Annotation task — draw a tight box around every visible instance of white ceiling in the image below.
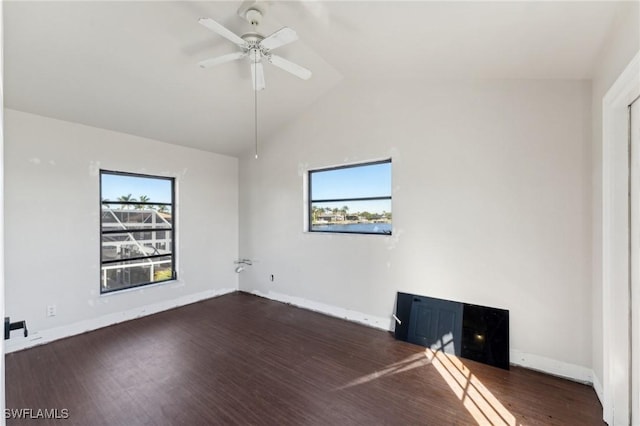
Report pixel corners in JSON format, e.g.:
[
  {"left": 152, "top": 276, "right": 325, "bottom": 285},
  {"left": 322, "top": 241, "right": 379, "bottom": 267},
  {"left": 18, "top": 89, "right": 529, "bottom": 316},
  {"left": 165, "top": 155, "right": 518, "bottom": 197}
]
[{"left": 4, "top": 1, "right": 623, "bottom": 157}]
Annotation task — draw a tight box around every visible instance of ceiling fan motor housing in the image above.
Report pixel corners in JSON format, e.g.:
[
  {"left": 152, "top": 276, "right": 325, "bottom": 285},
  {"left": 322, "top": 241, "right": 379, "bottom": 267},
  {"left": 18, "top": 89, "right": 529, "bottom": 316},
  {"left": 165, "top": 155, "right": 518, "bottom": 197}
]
[{"left": 241, "top": 33, "right": 266, "bottom": 63}]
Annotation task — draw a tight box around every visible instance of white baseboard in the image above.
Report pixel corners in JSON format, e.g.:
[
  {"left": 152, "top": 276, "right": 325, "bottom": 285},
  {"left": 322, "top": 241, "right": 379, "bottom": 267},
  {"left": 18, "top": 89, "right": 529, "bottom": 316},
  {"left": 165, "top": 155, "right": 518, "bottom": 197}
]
[
  {"left": 7, "top": 287, "right": 598, "bottom": 391},
  {"left": 592, "top": 372, "right": 604, "bottom": 405},
  {"left": 248, "top": 289, "right": 395, "bottom": 331},
  {"left": 249, "top": 289, "right": 596, "bottom": 386},
  {"left": 4, "top": 287, "right": 237, "bottom": 353},
  {"left": 509, "top": 349, "right": 593, "bottom": 384}
]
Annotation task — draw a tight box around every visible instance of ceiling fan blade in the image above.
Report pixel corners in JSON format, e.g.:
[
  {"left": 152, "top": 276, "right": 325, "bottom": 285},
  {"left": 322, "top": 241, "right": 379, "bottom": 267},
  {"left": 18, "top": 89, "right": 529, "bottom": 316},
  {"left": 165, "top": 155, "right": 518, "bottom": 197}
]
[
  {"left": 198, "top": 17, "right": 247, "bottom": 47},
  {"left": 198, "top": 52, "right": 247, "bottom": 69},
  {"left": 251, "top": 62, "right": 266, "bottom": 91},
  {"left": 268, "top": 55, "right": 312, "bottom": 80},
  {"left": 260, "top": 27, "right": 298, "bottom": 51}
]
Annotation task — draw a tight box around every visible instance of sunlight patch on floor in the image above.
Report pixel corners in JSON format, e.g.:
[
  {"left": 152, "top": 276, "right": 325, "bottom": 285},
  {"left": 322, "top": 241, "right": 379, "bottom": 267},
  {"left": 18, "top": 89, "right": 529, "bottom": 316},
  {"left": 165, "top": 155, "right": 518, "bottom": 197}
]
[
  {"left": 336, "top": 347, "right": 516, "bottom": 425},
  {"left": 425, "top": 348, "right": 516, "bottom": 425},
  {"left": 335, "top": 352, "right": 431, "bottom": 390}
]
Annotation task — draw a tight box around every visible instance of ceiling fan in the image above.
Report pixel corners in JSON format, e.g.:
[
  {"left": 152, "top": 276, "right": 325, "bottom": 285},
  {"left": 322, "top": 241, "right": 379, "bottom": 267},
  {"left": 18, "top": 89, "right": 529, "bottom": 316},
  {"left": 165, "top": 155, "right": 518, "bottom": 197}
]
[{"left": 197, "top": 3, "right": 312, "bottom": 91}]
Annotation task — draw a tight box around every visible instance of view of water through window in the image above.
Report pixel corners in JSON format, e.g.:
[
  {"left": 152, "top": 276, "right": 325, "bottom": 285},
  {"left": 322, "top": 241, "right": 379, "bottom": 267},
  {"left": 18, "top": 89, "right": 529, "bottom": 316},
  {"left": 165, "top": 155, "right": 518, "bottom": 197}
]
[{"left": 309, "top": 160, "right": 392, "bottom": 235}]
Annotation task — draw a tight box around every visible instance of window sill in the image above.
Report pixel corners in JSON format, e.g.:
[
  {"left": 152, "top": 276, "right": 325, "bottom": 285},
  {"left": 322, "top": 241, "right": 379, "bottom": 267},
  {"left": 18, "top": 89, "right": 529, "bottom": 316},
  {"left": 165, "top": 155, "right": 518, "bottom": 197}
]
[
  {"left": 305, "top": 230, "right": 393, "bottom": 236},
  {"left": 99, "top": 279, "right": 179, "bottom": 297}
]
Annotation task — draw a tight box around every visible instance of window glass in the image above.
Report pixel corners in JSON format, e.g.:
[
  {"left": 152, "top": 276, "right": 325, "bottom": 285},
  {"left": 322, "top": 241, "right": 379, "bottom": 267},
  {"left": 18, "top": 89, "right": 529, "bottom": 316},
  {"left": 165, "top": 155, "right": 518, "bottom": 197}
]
[
  {"left": 309, "top": 160, "right": 392, "bottom": 235},
  {"left": 100, "top": 171, "right": 175, "bottom": 293}
]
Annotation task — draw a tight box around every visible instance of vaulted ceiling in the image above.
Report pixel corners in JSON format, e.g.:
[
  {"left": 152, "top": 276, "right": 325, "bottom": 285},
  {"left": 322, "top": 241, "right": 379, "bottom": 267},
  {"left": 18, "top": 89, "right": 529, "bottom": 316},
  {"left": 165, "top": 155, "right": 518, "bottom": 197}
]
[{"left": 4, "top": 1, "right": 623, "bottom": 157}]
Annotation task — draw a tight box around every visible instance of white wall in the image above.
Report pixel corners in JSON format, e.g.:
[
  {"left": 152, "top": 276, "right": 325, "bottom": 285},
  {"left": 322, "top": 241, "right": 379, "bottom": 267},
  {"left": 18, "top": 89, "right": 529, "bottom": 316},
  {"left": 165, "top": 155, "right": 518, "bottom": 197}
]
[
  {"left": 4, "top": 109, "right": 239, "bottom": 352},
  {"left": 590, "top": 0, "right": 640, "bottom": 399},
  {"left": 238, "top": 77, "right": 593, "bottom": 380}
]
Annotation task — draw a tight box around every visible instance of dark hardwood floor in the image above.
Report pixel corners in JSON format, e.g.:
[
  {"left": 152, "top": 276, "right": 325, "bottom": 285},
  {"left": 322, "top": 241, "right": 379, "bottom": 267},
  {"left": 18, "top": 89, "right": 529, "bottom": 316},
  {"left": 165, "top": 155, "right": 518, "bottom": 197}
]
[{"left": 6, "top": 292, "right": 604, "bottom": 425}]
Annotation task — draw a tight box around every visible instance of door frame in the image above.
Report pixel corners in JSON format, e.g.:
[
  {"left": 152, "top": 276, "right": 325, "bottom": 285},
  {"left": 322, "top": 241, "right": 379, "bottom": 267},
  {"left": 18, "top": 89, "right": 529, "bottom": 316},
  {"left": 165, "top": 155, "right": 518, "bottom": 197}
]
[{"left": 602, "top": 50, "right": 640, "bottom": 425}]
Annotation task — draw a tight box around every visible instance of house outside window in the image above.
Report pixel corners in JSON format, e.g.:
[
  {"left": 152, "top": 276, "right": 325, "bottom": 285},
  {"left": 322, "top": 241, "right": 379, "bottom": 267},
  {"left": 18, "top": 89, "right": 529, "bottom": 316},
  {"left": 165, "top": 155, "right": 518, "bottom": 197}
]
[{"left": 100, "top": 170, "right": 176, "bottom": 293}]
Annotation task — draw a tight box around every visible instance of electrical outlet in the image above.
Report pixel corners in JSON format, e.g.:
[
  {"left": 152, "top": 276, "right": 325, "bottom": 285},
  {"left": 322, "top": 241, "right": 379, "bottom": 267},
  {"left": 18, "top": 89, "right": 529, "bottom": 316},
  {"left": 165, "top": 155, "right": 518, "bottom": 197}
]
[{"left": 47, "top": 305, "right": 57, "bottom": 317}]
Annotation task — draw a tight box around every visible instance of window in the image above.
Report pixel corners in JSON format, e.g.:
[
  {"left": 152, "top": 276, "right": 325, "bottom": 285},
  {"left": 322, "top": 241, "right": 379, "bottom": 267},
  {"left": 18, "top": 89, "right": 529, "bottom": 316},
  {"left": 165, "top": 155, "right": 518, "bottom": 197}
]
[
  {"left": 100, "top": 170, "right": 176, "bottom": 293},
  {"left": 308, "top": 159, "right": 392, "bottom": 235}
]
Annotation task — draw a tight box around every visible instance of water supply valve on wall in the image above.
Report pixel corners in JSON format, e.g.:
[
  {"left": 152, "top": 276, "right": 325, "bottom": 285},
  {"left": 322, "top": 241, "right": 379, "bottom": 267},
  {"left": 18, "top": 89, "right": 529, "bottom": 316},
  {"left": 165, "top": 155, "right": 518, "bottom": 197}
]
[
  {"left": 4, "top": 317, "right": 28, "bottom": 340},
  {"left": 234, "top": 259, "right": 253, "bottom": 273}
]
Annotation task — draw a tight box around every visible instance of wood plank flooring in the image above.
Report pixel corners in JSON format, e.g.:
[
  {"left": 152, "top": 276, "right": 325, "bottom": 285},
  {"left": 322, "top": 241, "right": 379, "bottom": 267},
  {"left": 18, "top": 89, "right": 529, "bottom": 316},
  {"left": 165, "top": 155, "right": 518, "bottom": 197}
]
[{"left": 5, "top": 292, "right": 604, "bottom": 425}]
